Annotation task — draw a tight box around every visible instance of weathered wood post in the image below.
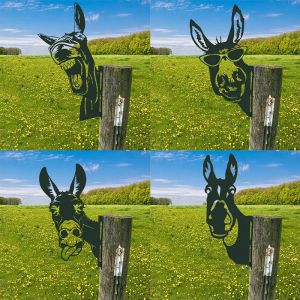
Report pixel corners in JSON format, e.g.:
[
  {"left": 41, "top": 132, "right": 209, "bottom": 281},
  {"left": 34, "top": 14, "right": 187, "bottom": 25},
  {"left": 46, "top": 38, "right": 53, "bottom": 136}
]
[
  {"left": 98, "top": 215, "right": 132, "bottom": 300},
  {"left": 248, "top": 215, "right": 282, "bottom": 300},
  {"left": 99, "top": 65, "right": 132, "bottom": 150},
  {"left": 249, "top": 65, "right": 283, "bottom": 150}
]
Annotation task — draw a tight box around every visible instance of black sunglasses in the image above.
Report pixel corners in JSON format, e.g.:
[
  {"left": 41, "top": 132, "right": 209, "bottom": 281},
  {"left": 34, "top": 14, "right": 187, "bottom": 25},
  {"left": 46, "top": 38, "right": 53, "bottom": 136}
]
[{"left": 199, "top": 47, "right": 246, "bottom": 67}]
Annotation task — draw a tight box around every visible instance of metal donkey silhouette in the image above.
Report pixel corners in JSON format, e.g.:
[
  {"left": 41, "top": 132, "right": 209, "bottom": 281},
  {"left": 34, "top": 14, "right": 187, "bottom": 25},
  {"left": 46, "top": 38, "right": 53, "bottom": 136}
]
[
  {"left": 38, "top": 3, "right": 101, "bottom": 121},
  {"left": 203, "top": 154, "right": 252, "bottom": 265},
  {"left": 39, "top": 164, "right": 99, "bottom": 261},
  {"left": 190, "top": 5, "right": 253, "bottom": 117}
]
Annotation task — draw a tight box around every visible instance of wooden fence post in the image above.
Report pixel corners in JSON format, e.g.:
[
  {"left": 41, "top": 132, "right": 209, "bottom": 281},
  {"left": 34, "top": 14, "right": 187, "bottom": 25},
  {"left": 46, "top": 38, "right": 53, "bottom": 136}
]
[
  {"left": 249, "top": 65, "right": 282, "bottom": 150},
  {"left": 98, "top": 215, "right": 132, "bottom": 300},
  {"left": 248, "top": 215, "right": 282, "bottom": 300},
  {"left": 99, "top": 65, "right": 132, "bottom": 150}
]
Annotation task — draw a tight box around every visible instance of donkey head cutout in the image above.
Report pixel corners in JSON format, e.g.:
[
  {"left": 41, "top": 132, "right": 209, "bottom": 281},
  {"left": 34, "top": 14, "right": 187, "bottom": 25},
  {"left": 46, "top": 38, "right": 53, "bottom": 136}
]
[
  {"left": 203, "top": 154, "right": 252, "bottom": 265},
  {"left": 39, "top": 164, "right": 99, "bottom": 261},
  {"left": 190, "top": 5, "right": 253, "bottom": 117},
  {"left": 38, "top": 3, "right": 101, "bottom": 121}
]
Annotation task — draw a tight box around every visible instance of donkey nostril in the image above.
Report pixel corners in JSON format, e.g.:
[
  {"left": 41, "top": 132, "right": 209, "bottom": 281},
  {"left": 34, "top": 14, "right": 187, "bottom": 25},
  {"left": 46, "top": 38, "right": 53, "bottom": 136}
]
[{"left": 72, "top": 228, "right": 81, "bottom": 237}]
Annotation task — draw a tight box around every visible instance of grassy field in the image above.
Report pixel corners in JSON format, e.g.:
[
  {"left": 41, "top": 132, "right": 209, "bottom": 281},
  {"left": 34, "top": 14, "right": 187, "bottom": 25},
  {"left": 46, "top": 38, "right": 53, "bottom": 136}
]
[
  {"left": 150, "top": 55, "right": 300, "bottom": 150},
  {"left": 0, "top": 205, "right": 299, "bottom": 299},
  {"left": 0, "top": 55, "right": 150, "bottom": 150}
]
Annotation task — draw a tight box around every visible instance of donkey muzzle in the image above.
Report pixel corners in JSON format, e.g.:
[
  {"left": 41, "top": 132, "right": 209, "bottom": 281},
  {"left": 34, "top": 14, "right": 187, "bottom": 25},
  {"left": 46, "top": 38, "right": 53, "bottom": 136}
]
[{"left": 58, "top": 220, "right": 84, "bottom": 260}]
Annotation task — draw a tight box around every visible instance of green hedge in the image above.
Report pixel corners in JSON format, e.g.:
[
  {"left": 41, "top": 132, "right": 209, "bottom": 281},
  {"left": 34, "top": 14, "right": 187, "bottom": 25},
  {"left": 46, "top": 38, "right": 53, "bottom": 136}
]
[
  {"left": 82, "top": 181, "right": 150, "bottom": 205},
  {"left": 240, "top": 30, "right": 300, "bottom": 55},
  {"left": 0, "top": 196, "right": 21, "bottom": 205},
  {"left": 88, "top": 31, "right": 150, "bottom": 55},
  {"left": 235, "top": 181, "right": 300, "bottom": 205}
]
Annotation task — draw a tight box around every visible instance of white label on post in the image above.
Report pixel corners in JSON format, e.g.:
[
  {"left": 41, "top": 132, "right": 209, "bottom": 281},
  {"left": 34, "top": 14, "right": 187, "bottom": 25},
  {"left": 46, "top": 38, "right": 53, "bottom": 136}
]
[
  {"left": 114, "top": 245, "right": 125, "bottom": 277},
  {"left": 264, "top": 245, "right": 274, "bottom": 277},
  {"left": 114, "top": 95, "right": 125, "bottom": 127},
  {"left": 264, "top": 95, "right": 275, "bottom": 127}
]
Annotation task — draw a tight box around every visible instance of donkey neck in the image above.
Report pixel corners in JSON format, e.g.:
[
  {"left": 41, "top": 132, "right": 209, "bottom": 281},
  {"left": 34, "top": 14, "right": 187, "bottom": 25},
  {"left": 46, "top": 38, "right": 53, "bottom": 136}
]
[
  {"left": 80, "top": 64, "right": 101, "bottom": 120},
  {"left": 224, "top": 214, "right": 252, "bottom": 266},
  {"left": 81, "top": 213, "right": 99, "bottom": 247}
]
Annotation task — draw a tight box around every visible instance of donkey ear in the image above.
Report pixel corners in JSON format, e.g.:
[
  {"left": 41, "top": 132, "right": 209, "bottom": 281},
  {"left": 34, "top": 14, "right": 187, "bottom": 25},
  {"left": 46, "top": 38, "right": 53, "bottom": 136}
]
[
  {"left": 190, "top": 19, "right": 213, "bottom": 52},
  {"left": 225, "top": 154, "right": 238, "bottom": 184},
  {"left": 203, "top": 155, "right": 216, "bottom": 183},
  {"left": 74, "top": 3, "right": 85, "bottom": 33},
  {"left": 39, "top": 167, "right": 60, "bottom": 201},
  {"left": 227, "top": 5, "right": 244, "bottom": 45},
  {"left": 69, "top": 164, "right": 86, "bottom": 197},
  {"left": 38, "top": 34, "right": 58, "bottom": 46}
]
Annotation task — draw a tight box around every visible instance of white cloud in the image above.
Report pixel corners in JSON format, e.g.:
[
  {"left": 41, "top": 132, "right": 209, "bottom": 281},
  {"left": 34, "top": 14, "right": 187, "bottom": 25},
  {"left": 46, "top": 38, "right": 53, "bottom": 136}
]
[
  {"left": 0, "top": 1, "right": 24, "bottom": 9},
  {"left": 114, "top": 163, "right": 131, "bottom": 168},
  {"left": 0, "top": 28, "right": 23, "bottom": 33},
  {"left": 86, "top": 13, "right": 100, "bottom": 22},
  {"left": 292, "top": 0, "right": 300, "bottom": 4},
  {"left": 239, "top": 163, "right": 250, "bottom": 172},
  {"left": 152, "top": 28, "right": 173, "bottom": 33},
  {"left": 82, "top": 163, "right": 100, "bottom": 173},
  {"left": 244, "top": 13, "right": 250, "bottom": 21},
  {"left": 152, "top": 1, "right": 174, "bottom": 9},
  {"left": 266, "top": 13, "right": 282, "bottom": 17},
  {"left": 151, "top": 184, "right": 206, "bottom": 205},
  {"left": 264, "top": 163, "right": 282, "bottom": 168},
  {"left": 0, "top": 178, "right": 24, "bottom": 183},
  {"left": 114, "top": 13, "right": 132, "bottom": 17},
  {"left": 152, "top": 178, "right": 172, "bottom": 183}
]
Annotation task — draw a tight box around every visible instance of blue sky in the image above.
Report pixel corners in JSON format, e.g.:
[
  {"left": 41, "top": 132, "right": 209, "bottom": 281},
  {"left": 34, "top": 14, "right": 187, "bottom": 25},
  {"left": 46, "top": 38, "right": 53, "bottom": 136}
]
[
  {"left": 0, "top": 151, "right": 149, "bottom": 205},
  {"left": 151, "top": 151, "right": 300, "bottom": 205},
  {"left": 0, "top": 0, "right": 149, "bottom": 54},
  {"left": 151, "top": 0, "right": 300, "bottom": 54}
]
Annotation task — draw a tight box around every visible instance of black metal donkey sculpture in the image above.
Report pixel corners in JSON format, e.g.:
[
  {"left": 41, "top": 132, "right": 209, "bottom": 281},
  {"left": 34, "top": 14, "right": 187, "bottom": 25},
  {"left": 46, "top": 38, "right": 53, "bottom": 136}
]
[
  {"left": 203, "top": 154, "right": 252, "bottom": 265},
  {"left": 38, "top": 3, "right": 101, "bottom": 121},
  {"left": 39, "top": 164, "right": 100, "bottom": 261},
  {"left": 190, "top": 5, "right": 253, "bottom": 117}
]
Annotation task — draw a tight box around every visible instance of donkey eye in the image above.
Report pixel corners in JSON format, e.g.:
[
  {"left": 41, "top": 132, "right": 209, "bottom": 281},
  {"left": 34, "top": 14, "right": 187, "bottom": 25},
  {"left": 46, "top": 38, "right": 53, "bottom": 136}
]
[
  {"left": 60, "top": 229, "right": 68, "bottom": 238},
  {"left": 227, "top": 186, "right": 236, "bottom": 196},
  {"left": 205, "top": 186, "right": 212, "bottom": 194},
  {"left": 200, "top": 54, "right": 221, "bottom": 66},
  {"left": 227, "top": 48, "right": 245, "bottom": 62}
]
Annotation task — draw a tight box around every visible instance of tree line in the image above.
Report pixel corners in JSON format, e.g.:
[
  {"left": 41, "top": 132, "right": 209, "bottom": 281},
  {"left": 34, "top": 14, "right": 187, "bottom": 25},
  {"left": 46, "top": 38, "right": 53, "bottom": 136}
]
[
  {"left": 82, "top": 181, "right": 150, "bottom": 205},
  {"left": 0, "top": 47, "right": 21, "bottom": 55},
  {"left": 235, "top": 180, "right": 300, "bottom": 205},
  {"left": 240, "top": 30, "right": 300, "bottom": 55},
  {"left": 88, "top": 31, "right": 171, "bottom": 55},
  {"left": 0, "top": 196, "right": 21, "bottom": 205}
]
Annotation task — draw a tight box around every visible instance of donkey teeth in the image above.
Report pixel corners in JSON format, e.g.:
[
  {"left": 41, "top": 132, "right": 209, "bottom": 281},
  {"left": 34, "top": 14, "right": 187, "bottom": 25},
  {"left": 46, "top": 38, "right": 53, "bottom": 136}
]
[{"left": 60, "top": 59, "right": 76, "bottom": 71}]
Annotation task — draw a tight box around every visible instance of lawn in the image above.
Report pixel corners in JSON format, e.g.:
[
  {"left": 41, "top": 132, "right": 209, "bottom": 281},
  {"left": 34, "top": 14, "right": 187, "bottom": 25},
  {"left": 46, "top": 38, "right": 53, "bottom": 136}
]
[
  {"left": 0, "top": 205, "right": 299, "bottom": 299},
  {"left": 0, "top": 55, "right": 150, "bottom": 150},
  {"left": 150, "top": 55, "right": 300, "bottom": 150}
]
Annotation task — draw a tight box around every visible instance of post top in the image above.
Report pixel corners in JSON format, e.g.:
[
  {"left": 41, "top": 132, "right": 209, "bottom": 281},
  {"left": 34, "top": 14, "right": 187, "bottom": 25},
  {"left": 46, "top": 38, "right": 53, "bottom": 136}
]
[
  {"left": 100, "top": 64, "right": 132, "bottom": 70},
  {"left": 100, "top": 214, "right": 133, "bottom": 219},
  {"left": 252, "top": 214, "right": 282, "bottom": 219},
  {"left": 252, "top": 64, "right": 283, "bottom": 70}
]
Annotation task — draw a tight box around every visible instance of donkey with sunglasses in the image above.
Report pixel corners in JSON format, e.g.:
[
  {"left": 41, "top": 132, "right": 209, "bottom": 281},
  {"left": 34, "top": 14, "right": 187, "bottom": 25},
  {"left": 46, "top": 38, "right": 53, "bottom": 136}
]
[{"left": 190, "top": 5, "right": 253, "bottom": 117}]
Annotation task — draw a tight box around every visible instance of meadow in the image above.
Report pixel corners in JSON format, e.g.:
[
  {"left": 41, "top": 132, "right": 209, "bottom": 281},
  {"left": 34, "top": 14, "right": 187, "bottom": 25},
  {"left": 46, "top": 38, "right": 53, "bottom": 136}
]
[
  {"left": 150, "top": 55, "right": 300, "bottom": 150},
  {"left": 0, "top": 55, "right": 150, "bottom": 150},
  {"left": 0, "top": 205, "right": 299, "bottom": 299}
]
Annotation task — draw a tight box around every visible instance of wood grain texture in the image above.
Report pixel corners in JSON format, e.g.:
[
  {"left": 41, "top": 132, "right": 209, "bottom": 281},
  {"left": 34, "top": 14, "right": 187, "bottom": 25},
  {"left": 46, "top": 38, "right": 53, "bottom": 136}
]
[
  {"left": 99, "top": 65, "right": 132, "bottom": 150},
  {"left": 98, "top": 215, "right": 132, "bottom": 300},
  {"left": 248, "top": 215, "right": 282, "bottom": 300},
  {"left": 249, "top": 65, "right": 282, "bottom": 150}
]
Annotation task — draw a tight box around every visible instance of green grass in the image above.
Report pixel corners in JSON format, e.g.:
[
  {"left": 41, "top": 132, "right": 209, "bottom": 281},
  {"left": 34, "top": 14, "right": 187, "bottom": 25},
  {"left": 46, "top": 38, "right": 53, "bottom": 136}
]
[
  {"left": 1, "top": 205, "right": 299, "bottom": 299},
  {"left": 0, "top": 55, "right": 150, "bottom": 150},
  {"left": 150, "top": 55, "right": 300, "bottom": 150}
]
